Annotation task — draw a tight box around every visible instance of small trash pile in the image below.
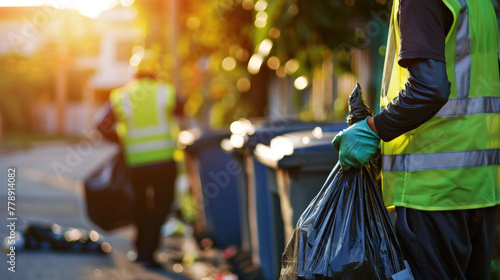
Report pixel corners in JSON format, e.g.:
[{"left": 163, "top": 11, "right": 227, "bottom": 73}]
[
  {"left": 2, "top": 220, "right": 111, "bottom": 254},
  {"left": 155, "top": 219, "right": 242, "bottom": 279}
]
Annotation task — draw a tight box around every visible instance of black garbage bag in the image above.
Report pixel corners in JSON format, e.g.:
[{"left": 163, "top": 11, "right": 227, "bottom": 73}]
[
  {"left": 280, "top": 84, "right": 413, "bottom": 279},
  {"left": 84, "top": 151, "right": 134, "bottom": 231},
  {"left": 346, "top": 84, "right": 374, "bottom": 127}
]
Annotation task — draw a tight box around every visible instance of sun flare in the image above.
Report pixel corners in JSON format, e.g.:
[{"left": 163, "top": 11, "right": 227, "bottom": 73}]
[{"left": 0, "top": 0, "right": 121, "bottom": 18}]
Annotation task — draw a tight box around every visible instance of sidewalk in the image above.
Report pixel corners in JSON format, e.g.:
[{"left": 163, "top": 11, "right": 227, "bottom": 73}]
[{"left": 0, "top": 140, "right": 232, "bottom": 280}]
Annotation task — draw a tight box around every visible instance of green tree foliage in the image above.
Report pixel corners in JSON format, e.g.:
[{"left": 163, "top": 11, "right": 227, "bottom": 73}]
[
  {"left": 177, "top": 0, "right": 256, "bottom": 125},
  {"left": 134, "top": 0, "right": 259, "bottom": 126},
  {"left": 133, "top": 0, "right": 391, "bottom": 125},
  {"left": 0, "top": 54, "right": 55, "bottom": 131},
  {"left": 254, "top": 0, "right": 390, "bottom": 76}
]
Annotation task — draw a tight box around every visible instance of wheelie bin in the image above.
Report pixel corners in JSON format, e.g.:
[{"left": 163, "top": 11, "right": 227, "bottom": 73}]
[
  {"left": 178, "top": 127, "right": 243, "bottom": 249},
  {"left": 227, "top": 119, "right": 345, "bottom": 280},
  {"left": 251, "top": 124, "right": 345, "bottom": 279}
]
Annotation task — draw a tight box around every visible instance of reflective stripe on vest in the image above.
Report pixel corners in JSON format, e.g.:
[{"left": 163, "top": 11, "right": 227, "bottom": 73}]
[
  {"left": 380, "top": 0, "right": 500, "bottom": 210},
  {"left": 435, "top": 96, "right": 500, "bottom": 116},
  {"left": 111, "top": 80, "right": 177, "bottom": 166},
  {"left": 126, "top": 140, "right": 176, "bottom": 153},
  {"left": 383, "top": 149, "right": 500, "bottom": 171}
]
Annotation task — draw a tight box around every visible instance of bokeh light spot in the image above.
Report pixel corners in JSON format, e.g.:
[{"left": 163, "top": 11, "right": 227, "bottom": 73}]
[
  {"left": 101, "top": 242, "right": 112, "bottom": 254},
  {"left": 268, "top": 27, "right": 281, "bottom": 39},
  {"left": 221, "top": 56, "right": 237, "bottom": 71},
  {"left": 237, "top": 78, "right": 251, "bottom": 92},
  {"left": 247, "top": 54, "right": 263, "bottom": 74},
  {"left": 288, "top": 4, "right": 299, "bottom": 15},
  {"left": 379, "top": 45, "right": 386, "bottom": 56},
  {"left": 129, "top": 54, "right": 141, "bottom": 66},
  {"left": 254, "top": 0, "right": 268, "bottom": 11},
  {"left": 284, "top": 59, "right": 300, "bottom": 75},
  {"left": 173, "top": 263, "right": 184, "bottom": 273},
  {"left": 89, "top": 230, "right": 99, "bottom": 242},
  {"left": 187, "top": 17, "right": 200, "bottom": 30},
  {"left": 276, "top": 66, "right": 286, "bottom": 78},
  {"left": 242, "top": 0, "right": 254, "bottom": 10},
  {"left": 267, "top": 56, "right": 280, "bottom": 70},
  {"left": 254, "top": 11, "right": 268, "bottom": 28},
  {"left": 294, "top": 76, "right": 309, "bottom": 90},
  {"left": 257, "top": 39, "right": 273, "bottom": 56}
]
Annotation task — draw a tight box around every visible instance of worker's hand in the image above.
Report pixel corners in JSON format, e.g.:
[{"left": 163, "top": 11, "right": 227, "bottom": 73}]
[{"left": 332, "top": 118, "right": 380, "bottom": 171}]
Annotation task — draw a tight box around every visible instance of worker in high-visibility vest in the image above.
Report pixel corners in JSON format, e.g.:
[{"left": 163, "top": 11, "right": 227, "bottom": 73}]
[
  {"left": 96, "top": 49, "right": 180, "bottom": 268},
  {"left": 333, "top": 0, "right": 499, "bottom": 279}
]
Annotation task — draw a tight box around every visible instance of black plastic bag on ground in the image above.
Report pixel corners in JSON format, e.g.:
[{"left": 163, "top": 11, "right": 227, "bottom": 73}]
[
  {"left": 84, "top": 151, "right": 134, "bottom": 231},
  {"left": 20, "top": 220, "right": 111, "bottom": 253},
  {"left": 280, "top": 84, "right": 413, "bottom": 279}
]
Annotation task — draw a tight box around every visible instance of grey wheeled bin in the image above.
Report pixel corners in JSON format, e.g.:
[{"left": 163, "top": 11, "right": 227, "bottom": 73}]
[
  {"left": 227, "top": 118, "right": 336, "bottom": 279},
  {"left": 252, "top": 125, "right": 343, "bottom": 279},
  {"left": 229, "top": 119, "right": 331, "bottom": 264},
  {"left": 178, "top": 128, "right": 243, "bottom": 249}
]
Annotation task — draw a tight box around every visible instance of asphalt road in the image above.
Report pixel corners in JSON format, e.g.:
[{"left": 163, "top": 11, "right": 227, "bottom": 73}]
[{"left": 0, "top": 140, "right": 230, "bottom": 280}]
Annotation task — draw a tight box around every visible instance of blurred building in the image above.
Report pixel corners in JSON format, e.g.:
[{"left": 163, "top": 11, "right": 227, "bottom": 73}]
[
  {"left": 77, "top": 7, "right": 141, "bottom": 96},
  {"left": 0, "top": 5, "right": 140, "bottom": 135}
]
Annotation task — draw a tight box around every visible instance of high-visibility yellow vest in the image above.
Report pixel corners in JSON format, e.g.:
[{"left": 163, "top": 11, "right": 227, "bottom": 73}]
[
  {"left": 110, "top": 79, "right": 179, "bottom": 167},
  {"left": 380, "top": 0, "right": 500, "bottom": 210}
]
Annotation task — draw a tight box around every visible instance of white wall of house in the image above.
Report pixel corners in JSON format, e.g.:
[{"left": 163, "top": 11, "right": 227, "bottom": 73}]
[
  {"left": 79, "top": 8, "right": 141, "bottom": 90},
  {"left": 0, "top": 19, "right": 47, "bottom": 55}
]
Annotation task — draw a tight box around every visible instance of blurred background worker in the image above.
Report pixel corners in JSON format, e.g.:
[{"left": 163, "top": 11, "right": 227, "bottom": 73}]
[
  {"left": 95, "top": 48, "right": 180, "bottom": 268},
  {"left": 333, "top": 0, "right": 500, "bottom": 279}
]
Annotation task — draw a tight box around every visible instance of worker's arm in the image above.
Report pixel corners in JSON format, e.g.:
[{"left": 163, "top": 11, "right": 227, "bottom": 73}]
[
  {"left": 369, "top": 0, "right": 452, "bottom": 141},
  {"left": 93, "top": 101, "right": 120, "bottom": 143},
  {"left": 333, "top": 0, "right": 452, "bottom": 170},
  {"left": 335, "top": 64, "right": 449, "bottom": 169},
  {"left": 369, "top": 59, "right": 450, "bottom": 141}
]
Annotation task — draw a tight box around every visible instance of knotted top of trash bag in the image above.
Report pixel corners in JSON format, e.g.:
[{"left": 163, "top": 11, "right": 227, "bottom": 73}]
[{"left": 347, "top": 83, "right": 373, "bottom": 126}]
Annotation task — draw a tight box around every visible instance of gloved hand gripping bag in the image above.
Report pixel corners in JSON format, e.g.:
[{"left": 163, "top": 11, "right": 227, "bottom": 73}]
[{"left": 280, "top": 84, "right": 413, "bottom": 280}]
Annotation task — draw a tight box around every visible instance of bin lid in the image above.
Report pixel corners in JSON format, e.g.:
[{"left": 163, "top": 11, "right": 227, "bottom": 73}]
[
  {"left": 254, "top": 126, "right": 342, "bottom": 169},
  {"left": 178, "top": 127, "right": 230, "bottom": 153},
  {"left": 227, "top": 118, "right": 346, "bottom": 151},
  {"left": 245, "top": 120, "right": 334, "bottom": 148}
]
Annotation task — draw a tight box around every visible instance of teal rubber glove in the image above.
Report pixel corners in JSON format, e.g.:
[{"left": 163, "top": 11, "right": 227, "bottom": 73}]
[{"left": 332, "top": 118, "right": 380, "bottom": 171}]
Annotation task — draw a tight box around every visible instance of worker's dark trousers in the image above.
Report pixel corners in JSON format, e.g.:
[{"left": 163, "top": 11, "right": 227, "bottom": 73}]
[
  {"left": 395, "top": 206, "right": 499, "bottom": 280},
  {"left": 129, "top": 161, "right": 177, "bottom": 262}
]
